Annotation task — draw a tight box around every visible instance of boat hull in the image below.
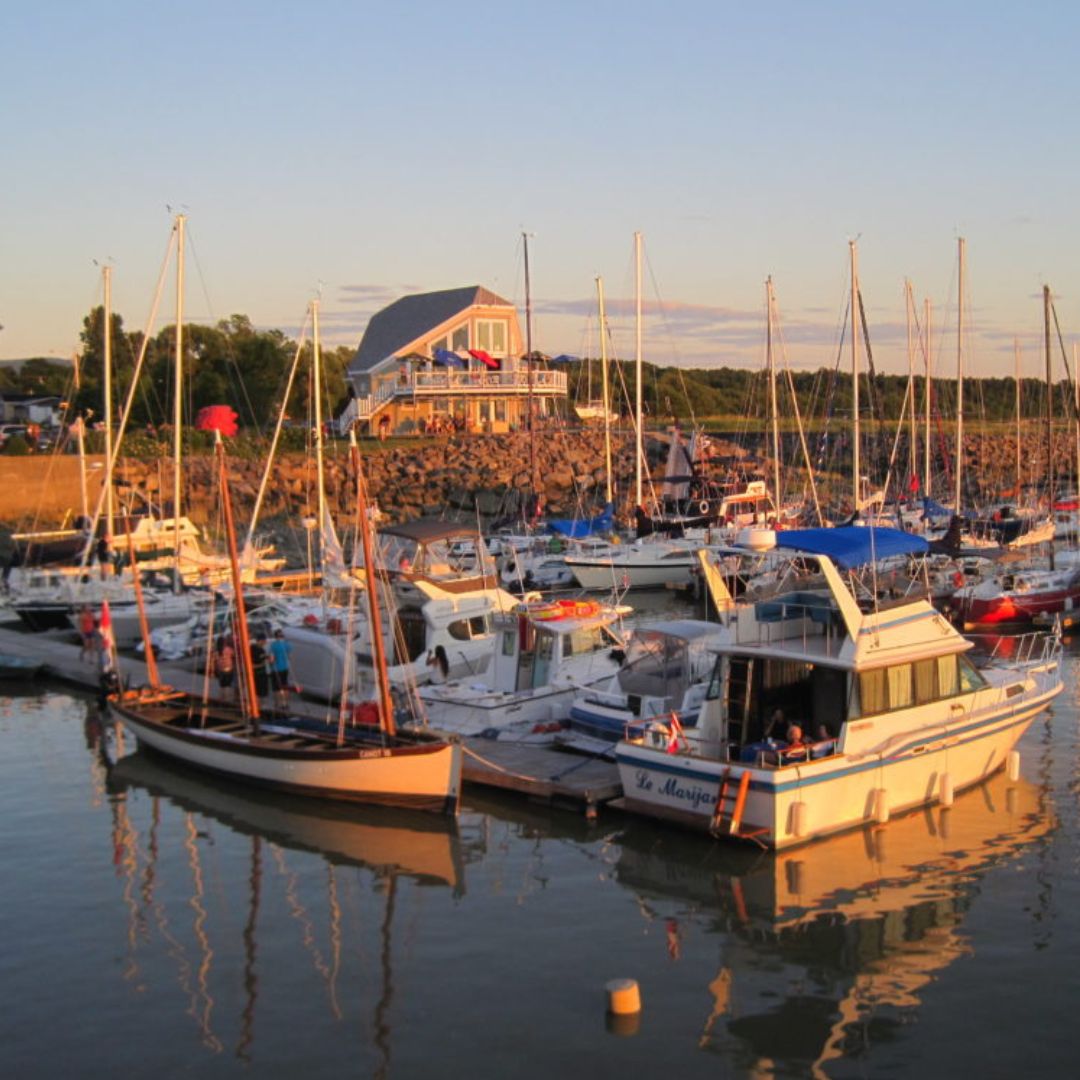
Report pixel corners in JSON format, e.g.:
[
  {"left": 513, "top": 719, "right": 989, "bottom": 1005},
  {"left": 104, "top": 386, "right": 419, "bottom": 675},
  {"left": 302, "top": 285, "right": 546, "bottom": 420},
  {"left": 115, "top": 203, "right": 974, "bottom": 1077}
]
[
  {"left": 109, "top": 694, "right": 462, "bottom": 815},
  {"left": 615, "top": 674, "right": 1060, "bottom": 849},
  {"left": 565, "top": 555, "right": 697, "bottom": 591}
]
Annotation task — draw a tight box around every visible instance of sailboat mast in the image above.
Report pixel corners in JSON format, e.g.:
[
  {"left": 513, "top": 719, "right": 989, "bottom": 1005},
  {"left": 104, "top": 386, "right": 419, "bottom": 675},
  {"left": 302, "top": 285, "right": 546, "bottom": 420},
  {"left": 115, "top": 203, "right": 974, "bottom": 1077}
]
[
  {"left": 905, "top": 280, "right": 915, "bottom": 490},
  {"left": 103, "top": 265, "right": 114, "bottom": 541},
  {"left": 351, "top": 437, "right": 395, "bottom": 738},
  {"left": 523, "top": 232, "right": 536, "bottom": 494},
  {"left": 955, "top": 237, "right": 965, "bottom": 515},
  {"left": 849, "top": 241, "right": 860, "bottom": 514},
  {"left": 173, "top": 213, "right": 186, "bottom": 564},
  {"left": 1044, "top": 284, "right": 1054, "bottom": 533},
  {"left": 596, "top": 276, "right": 614, "bottom": 506},
  {"left": 924, "top": 298, "right": 932, "bottom": 500},
  {"left": 634, "top": 231, "right": 643, "bottom": 508},
  {"left": 766, "top": 277, "right": 781, "bottom": 515},
  {"left": 312, "top": 299, "right": 327, "bottom": 556},
  {"left": 1015, "top": 338, "right": 1022, "bottom": 495},
  {"left": 217, "top": 436, "right": 260, "bottom": 725}
]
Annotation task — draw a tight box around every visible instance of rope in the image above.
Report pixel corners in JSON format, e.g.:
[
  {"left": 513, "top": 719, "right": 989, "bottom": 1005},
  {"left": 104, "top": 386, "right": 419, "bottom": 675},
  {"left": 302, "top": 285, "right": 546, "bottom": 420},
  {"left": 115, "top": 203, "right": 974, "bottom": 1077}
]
[{"left": 461, "top": 744, "right": 544, "bottom": 784}]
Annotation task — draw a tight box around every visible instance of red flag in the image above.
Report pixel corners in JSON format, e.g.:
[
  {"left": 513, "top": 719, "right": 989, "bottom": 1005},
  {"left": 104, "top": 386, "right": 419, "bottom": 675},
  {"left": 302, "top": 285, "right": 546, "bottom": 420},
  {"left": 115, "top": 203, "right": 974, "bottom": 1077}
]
[{"left": 666, "top": 713, "right": 686, "bottom": 754}]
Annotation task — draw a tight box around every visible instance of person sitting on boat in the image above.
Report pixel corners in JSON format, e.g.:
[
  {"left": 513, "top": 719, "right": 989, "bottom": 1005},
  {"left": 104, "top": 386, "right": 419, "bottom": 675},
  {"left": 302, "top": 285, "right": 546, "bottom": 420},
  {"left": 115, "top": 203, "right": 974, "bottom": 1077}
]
[
  {"left": 781, "top": 724, "right": 808, "bottom": 763},
  {"left": 426, "top": 644, "right": 449, "bottom": 684}
]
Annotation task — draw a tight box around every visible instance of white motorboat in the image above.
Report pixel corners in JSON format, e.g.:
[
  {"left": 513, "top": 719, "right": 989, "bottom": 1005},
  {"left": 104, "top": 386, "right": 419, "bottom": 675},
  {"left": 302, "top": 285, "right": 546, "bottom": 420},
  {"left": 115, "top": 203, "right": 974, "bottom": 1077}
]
[{"left": 615, "top": 526, "right": 1062, "bottom": 848}]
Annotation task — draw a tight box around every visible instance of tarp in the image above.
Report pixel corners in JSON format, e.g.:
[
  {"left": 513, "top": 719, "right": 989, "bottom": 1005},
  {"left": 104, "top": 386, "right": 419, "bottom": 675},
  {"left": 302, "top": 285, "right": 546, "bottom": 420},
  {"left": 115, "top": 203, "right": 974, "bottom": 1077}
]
[
  {"left": 433, "top": 348, "right": 465, "bottom": 367},
  {"left": 547, "top": 504, "right": 614, "bottom": 538},
  {"left": 775, "top": 526, "right": 929, "bottom": 570},
  {"left": 550, "top": 354, "right": 579, "bottom": 364}
]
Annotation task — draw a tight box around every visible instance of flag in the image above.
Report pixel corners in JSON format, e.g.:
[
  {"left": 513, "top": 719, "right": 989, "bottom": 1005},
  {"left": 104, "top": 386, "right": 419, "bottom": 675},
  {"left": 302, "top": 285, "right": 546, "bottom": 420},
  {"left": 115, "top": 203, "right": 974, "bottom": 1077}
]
[{"left": 666, "top": 713, "right": 686, "bottom": 754}]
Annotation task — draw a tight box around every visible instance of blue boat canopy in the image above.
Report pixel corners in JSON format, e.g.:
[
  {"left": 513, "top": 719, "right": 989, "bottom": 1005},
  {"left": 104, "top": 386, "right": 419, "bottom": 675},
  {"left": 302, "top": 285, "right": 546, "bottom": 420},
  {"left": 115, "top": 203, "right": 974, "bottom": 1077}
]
[
  {"left": 547, "top": 504, "right": 614, "bottom": 538},
  {"left": 774, "top": 526, "right": 929, "bottom": 570}
]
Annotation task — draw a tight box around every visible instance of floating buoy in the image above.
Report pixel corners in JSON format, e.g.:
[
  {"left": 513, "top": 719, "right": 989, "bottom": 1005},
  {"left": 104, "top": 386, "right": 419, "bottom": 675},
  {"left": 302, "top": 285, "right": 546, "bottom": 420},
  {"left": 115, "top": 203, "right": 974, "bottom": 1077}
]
[
  {"left": 1007, "top": 750, "right": 1021, "bottom": 782},
  {"left": 872, "top": 788, "right": 890, "bottom": 824},
  {"left": 606, "top": 977, "right": 641, "bottom": 1017},
  {"left": 790, "top": 801, "right": 809, "bottom": 838},
  {"left": 939, "top": 772, "right": 954, "bottom": 808}
]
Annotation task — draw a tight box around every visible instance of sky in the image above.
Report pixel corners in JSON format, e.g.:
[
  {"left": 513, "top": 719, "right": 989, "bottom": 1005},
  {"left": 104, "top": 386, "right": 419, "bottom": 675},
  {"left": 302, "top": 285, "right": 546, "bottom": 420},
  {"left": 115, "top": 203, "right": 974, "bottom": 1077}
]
[{"left": 4, "top": 1, "right": 1080, "bottom": 381}]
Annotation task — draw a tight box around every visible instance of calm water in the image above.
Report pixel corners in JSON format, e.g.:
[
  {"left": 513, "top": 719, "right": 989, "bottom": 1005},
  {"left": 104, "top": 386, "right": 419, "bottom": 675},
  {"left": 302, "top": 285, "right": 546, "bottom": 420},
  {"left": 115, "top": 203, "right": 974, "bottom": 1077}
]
[{"left": 3, "top": 644, "right": 1079, "bottom": 1078}]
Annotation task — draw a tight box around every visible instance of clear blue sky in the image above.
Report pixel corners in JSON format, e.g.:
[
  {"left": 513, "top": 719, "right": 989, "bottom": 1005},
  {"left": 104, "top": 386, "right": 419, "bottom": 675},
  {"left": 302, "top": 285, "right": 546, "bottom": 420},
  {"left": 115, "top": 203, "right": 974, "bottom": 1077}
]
[{"left": 4, "top": 1, "right": 1079, "bottom": 379}]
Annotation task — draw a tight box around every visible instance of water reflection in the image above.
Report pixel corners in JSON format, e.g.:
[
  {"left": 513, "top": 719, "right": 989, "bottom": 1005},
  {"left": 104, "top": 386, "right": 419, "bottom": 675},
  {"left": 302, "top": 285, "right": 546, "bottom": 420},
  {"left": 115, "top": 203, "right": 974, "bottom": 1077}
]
[
  {"left": 104, "top": 745, "right": 469, "bottom": 1071},
  {"left": 615, "top": 769, "right": 1053, "bottom": 1076}
]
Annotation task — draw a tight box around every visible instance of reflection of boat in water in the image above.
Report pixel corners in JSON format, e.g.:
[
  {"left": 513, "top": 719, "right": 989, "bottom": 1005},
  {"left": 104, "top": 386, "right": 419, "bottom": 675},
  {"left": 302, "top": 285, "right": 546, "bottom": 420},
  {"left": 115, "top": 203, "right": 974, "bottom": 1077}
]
[
  {"left": 615, "top": 767, "right": 1053, "bottom": 1073},
  {"left": 108, "top": 748, "right": 466, "bottom": 890}
]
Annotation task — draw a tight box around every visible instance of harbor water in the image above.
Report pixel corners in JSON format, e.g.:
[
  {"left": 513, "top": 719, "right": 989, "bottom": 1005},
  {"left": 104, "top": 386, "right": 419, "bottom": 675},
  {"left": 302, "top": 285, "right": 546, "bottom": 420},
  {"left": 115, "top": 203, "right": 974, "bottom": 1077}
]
[{"left": 3, "top": 638, "right": 1079, "bottom": 1078}]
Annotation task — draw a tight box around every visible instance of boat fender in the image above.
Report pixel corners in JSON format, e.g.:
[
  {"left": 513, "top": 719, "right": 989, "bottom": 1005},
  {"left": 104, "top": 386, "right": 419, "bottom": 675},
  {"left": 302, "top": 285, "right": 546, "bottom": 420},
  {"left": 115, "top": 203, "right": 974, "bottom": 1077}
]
[{"left": 351, "top": 702, "right": 380, "bottom": 726}]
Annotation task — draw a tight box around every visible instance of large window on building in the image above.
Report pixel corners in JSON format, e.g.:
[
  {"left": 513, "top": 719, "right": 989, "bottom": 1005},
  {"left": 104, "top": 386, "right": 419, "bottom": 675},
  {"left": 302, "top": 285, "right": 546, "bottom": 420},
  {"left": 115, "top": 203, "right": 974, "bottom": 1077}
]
[
  {"left": 476, "top": 320, "right": 508, "bottom": 355},
  {"left": 451, "top": 324, "right": 469, "bottom": 352}
]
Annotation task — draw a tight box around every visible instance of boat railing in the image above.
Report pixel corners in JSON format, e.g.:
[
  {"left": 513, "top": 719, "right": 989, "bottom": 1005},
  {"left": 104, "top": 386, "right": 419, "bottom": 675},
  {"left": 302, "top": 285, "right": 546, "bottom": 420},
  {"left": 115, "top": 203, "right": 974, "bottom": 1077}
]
[{"left": 972, "top": 627, "right": 1062, "bottom": 668}]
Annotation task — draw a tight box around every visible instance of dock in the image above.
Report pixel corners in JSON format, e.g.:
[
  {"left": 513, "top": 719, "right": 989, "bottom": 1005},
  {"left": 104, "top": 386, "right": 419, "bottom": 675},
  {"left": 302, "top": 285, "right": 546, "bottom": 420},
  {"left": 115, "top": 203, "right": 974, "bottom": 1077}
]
[{"left": 0, "top": 617, "right": 624, "bottom": 816}]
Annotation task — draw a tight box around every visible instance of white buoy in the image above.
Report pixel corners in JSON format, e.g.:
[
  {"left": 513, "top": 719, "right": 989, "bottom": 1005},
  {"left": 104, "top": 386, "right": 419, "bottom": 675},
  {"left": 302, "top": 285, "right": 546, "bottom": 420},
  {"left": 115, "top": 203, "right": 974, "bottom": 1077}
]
[
  {"left": 939, "top": 772, "right": 954, "bottom": 808},
  {"left": 606, "top": 978, "right": 641, "bottom": 1016},
  {"left": 1007, "top": 750, "right": 1021, "bottom": 782},
  {"left": 790, "top": 801, "right": 809, "bottom": 839},
  {"left": 872, "top": 788, "right": 890, "bottom": 824}
]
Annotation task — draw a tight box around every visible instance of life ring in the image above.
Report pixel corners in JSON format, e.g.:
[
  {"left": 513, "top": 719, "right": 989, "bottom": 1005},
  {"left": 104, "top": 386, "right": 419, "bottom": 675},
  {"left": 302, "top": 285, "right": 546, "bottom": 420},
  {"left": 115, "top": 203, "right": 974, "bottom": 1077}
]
[
  {"left": 699, "top": 500, "right": 710, "bottom": 515},
  {"left": 529, "top": 602, "right": 564, "bottom": 621},
  {"left": 557, "top": 598, "right": 600, "bottom": 618}
]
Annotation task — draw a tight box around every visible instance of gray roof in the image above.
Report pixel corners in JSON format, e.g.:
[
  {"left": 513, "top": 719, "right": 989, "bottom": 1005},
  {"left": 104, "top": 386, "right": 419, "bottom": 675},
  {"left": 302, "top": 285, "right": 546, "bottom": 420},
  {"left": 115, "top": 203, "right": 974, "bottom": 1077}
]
[{"left": 349, "top": 285, "right": 513, "bottom": 376}]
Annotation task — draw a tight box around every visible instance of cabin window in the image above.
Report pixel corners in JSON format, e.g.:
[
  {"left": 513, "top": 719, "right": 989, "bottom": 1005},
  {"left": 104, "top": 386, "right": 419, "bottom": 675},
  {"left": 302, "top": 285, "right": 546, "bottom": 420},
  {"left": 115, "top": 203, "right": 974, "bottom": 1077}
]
[
  {"left": 501, "top": 630, "right": 516, "bottom": 657},
  {"left": 859, "top": 669, "right": 888, "bottom": 715},
  {"left": 468, "top": 615, "right": 489, "bottom": 637},
  {"left": 938, "top": 654, "right": 960, "bottom": 697},
  {"left": 447, "top": 619, "right": 472, "bottom": 641},
  {"left": 913, "top": 658, "right": 937, "bottom": 704},
  {"left": 532, "top": 631, "right": 555, "bottom": 687},
  {"left": 564, "top": 626, "right": 606, "bottom": 656},
  {"left": 958, "top": 653, "right": 986, "bottom": 691},
  {"left": 887, "top": 663, "right": 914, "bottom": 709}
]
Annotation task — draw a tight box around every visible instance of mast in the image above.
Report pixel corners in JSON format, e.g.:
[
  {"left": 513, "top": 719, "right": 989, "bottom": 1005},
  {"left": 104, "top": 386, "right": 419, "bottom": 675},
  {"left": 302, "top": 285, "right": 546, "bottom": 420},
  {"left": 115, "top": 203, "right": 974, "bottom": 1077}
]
[
  {"left": 924, "top": 298, "right": 932, "bottom": 500},
  {"left": 634, "top": 231, "right": 643, "bottom": 508},
  {"left": 596, "top": 276, "right": 614, "bottom": 506},
  {"left": 351, "top": 434, "right": 395, "bottom": 738},
  {"left": 1015, "top": 338, "right": 1022, "bottom": 496},
  {"left": 849, "top": 241, "right": 860, "bottom": 514},
  {"left": 312, "top": 299, "right": 327, "bottom": 567},
  {"left": 217, "top": 435, "right": 260, "bottom": 727},
  {"left": 1074, "top": 342, "right": 1079, "bottom": 510},
  {"left": 523, "top": 232, "right": 536, "bottom": 496},
  {"left": 905, "top": 280, "right": 915, "bottom": 491},
  {"left": 955, "top": 237, "right": 965, "bottom": 515},
  {"left": 1044, "top": 284, "right": 1054, "bottom": 568},
  {"left": 766, "top": 277, "right": 781, "bottom": 515},
  {"left": 173, "top": 213, "right": 186, "bottom": 568},
  {"left": 103, "top": 265, "right": 114, "bottom": 542}
]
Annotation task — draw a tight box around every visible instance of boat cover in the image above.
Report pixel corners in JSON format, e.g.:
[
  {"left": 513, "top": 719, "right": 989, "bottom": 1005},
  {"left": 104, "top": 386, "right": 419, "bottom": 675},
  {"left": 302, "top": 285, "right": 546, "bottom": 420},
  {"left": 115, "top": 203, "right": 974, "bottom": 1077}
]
[
  {"left": 547, "top": 504, "right": 614, "bottom": 538},
  {"left": 775, "top": 526, "right": 929, "bottom": 570}
]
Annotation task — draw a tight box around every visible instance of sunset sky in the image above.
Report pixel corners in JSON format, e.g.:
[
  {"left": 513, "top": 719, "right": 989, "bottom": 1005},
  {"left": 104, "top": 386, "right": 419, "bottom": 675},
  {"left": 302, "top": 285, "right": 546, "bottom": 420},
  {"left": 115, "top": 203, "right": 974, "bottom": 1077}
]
[{"left": 4, "top": 1, "right": 1079, "bottom": 380}]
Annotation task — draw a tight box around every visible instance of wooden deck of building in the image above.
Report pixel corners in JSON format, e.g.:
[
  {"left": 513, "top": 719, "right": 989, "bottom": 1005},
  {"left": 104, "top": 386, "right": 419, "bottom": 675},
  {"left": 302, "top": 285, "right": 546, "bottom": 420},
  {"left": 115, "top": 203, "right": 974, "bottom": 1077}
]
[{"left": 0, "top": 617, "right": 624, "bottom": 815}]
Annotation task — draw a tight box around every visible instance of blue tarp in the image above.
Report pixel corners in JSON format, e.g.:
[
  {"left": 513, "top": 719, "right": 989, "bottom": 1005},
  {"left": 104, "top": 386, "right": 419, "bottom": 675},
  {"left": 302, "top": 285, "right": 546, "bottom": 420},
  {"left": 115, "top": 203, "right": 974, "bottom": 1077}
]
[
  {"left": 921, "top": 497, "right": 952, "bottom": 519},
  {"left": 547, "top": 504, "right": 614, "bottom": 538},
  {"left": 775, "top": 526, "right": 929, "bottom": 570}
]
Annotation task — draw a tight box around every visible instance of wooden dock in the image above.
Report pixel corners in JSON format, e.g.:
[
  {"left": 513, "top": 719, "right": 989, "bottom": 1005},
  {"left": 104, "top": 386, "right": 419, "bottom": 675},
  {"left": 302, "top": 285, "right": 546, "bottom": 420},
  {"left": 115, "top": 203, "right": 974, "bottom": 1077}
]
[{"left": 0, "top": 617, "right": 624, "bottom": 815}]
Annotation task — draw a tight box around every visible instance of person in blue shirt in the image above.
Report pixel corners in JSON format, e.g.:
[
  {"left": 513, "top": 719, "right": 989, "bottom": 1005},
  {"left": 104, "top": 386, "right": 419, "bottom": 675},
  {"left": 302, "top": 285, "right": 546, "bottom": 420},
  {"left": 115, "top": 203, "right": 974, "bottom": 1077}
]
[{"left": 269, "top": 629, "right": 293, "bottom": 707}]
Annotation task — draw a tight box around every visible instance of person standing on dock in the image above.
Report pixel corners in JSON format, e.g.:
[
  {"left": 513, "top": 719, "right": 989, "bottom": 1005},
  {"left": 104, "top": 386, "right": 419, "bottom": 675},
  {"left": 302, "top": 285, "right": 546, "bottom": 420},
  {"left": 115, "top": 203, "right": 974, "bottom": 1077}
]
[
  {"left": 78, "top": 606, "right": 97, "bottom": 662},
  {"left": 269, "top": 629, "right": 293, "bottom": 708},
  {"left": 250, "top": 634, "right": 270, "bottom": 707},
  {"left": 213, "top": 634, "right": 236, "bottom": 701}
]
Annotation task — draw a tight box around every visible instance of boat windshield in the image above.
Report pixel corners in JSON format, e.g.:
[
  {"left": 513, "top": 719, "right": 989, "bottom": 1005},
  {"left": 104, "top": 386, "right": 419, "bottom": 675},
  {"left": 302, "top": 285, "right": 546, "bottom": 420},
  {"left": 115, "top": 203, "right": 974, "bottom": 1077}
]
[{"left": 617, "top": 630, "right": 692, "bottom": 702}]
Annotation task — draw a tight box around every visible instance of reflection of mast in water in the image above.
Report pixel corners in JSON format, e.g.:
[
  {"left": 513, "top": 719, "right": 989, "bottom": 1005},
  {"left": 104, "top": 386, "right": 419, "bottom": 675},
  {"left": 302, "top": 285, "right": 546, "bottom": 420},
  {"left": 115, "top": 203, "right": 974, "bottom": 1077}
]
[
  {"left": 237, "top": 835, "right": 261, "bottom": 1064},
  {"left": 182, "top": 813, "right": 223, "bottom": 1053},
  {"left": 372, "top": 874, "right": 397, "bottom": 1080}
]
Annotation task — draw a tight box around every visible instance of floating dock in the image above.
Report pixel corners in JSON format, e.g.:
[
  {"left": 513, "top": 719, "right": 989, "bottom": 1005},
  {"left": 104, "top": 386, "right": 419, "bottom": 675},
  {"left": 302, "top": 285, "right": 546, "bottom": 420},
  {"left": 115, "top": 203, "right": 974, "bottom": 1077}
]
[{"left": 0, "top": 617, "right": 623, "bottom": 816}]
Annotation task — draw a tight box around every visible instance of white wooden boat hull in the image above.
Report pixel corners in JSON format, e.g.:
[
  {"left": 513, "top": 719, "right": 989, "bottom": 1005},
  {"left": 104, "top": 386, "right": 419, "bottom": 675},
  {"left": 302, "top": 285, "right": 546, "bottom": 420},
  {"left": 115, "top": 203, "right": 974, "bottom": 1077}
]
[
  {"left": 109, "top": 695, "right": 461, "bottom": 814},
  {"left": 565, "top": 555, "right": 697, "bottom": 591},
  {"left": 616, "top": 672, "right": 1059, "bottom": 849}
]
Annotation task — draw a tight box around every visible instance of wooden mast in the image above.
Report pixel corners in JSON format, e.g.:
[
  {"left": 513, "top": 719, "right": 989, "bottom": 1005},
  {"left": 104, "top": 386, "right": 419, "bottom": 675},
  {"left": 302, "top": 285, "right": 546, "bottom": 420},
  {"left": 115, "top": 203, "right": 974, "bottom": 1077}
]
[
  {"left": 924, "top": 298, "right": 932, "bottom": 501},
  {"left": 766, "top": 276, "right": 781, "bottom": 516},
  {"left": 523, "top": 232, "right": 536, "bottom": 499},
  {"left": 216, "top": 435, "right": 260, "bottom": 727},
  {"left": 350, "top": 433, "right": 395, "bottom": 738},
  {"left": 1044, "top": 284, "right": 1054, "bottom": 570}
]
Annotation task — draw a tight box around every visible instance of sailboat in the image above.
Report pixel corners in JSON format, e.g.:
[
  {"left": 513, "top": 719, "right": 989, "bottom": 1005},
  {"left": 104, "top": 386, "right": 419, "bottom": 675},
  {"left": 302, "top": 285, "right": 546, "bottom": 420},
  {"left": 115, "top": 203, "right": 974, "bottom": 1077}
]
[{"left": 107, "top": 435, "right": 463, "bottom": 815}]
